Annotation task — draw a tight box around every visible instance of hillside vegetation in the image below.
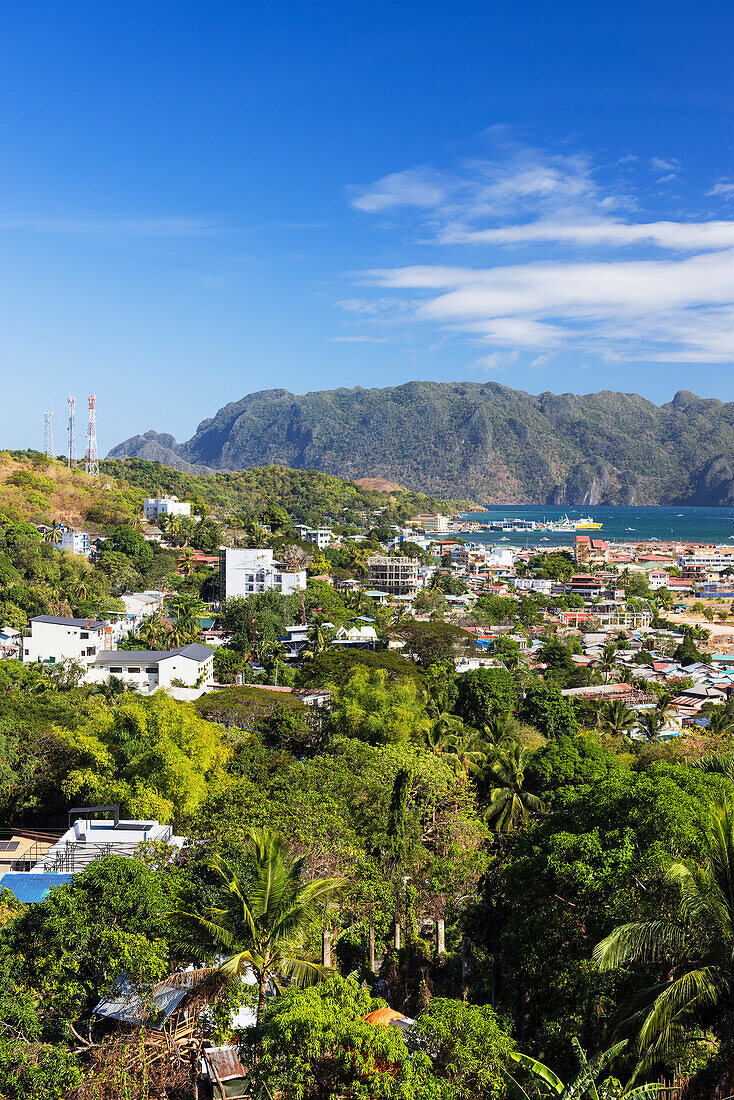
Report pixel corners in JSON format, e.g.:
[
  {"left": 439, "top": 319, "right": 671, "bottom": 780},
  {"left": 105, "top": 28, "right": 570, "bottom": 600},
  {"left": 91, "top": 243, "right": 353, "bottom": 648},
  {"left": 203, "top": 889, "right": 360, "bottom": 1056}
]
[{"left": 110, "top": 380, "right": 734, "bottom": 505}]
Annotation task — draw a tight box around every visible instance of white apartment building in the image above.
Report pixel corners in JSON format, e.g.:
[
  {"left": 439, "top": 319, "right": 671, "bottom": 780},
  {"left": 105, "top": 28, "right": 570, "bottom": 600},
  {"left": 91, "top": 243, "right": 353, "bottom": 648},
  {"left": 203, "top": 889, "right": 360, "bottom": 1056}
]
[
  {"left": 367, "top": 555, "right": 420, "bottom": 596},
  {"left": 296, "top": 526, "right": 333, "bottom": 550},
  {"left": 60, "top": 530, "right": 91, "bottom": 556},
  {"left": 88, "top": 643, "right": 215, "bottom": 692},
  {"left": 678, "top": 550, "right": 734, "bottom": 575},
  {"left": 143, "top": 495, "right": 192, "bottom": 521},
  {"left": 23, "top": 615, "right": 107, "bottom": 667},
  {"left": 219, "top": 548, "right": 306, "bottom": 602}
]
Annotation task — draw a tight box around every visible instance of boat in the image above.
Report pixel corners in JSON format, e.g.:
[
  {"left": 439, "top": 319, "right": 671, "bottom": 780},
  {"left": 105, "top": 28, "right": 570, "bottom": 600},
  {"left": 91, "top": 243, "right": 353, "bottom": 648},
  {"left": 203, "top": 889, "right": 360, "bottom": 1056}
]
[
  {"left": 625, "top": 527, "right": 635, "bottom": 531},
  {"left": 548, "top": 514, "right": 603, "bottom": 533}
]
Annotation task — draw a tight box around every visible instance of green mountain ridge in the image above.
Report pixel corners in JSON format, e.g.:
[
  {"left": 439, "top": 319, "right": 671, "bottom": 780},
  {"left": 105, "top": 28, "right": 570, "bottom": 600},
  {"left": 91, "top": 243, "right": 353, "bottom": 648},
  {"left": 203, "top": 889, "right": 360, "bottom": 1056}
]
[{"left": 109, "top": 380, "right": 734, "bottom": 506}]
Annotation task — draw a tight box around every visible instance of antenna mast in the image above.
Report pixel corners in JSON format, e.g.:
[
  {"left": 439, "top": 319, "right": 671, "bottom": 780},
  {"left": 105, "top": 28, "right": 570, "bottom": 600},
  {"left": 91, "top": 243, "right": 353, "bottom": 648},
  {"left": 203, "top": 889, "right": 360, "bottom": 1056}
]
[
  {"left": 85, "top": 394, "right": 99, "bottom": 477},
  {"left": 67, "top": 395, "right": 77, "bottom": 468},
  {"left": 43, "top": 410, "right": 54, "bottom": 459}
]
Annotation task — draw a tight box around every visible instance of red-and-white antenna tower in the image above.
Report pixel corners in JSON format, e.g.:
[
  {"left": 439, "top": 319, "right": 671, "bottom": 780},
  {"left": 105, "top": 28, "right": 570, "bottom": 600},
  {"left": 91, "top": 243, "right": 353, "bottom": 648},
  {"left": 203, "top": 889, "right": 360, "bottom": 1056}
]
[
  {"left": 85, "top": 394, "right": 99, "bottom": 477},
  {"left": 67, "top": 394, "right": 77, "bottom": 469}
]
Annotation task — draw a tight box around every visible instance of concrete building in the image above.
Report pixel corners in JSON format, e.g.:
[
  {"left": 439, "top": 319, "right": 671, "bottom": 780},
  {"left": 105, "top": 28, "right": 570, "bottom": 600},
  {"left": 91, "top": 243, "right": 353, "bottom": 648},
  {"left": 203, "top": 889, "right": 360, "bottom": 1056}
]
[
  {"left": 367, "top": 555, "right": 420, "bottom": 596},
  {"left": 23, "top": 615, "right": 107, "bottom": 667},
  {"left": 219, "top": 548, "right": 306, "bottom": 601},
  {"left": 296, "top": 526, "right": 332, "bottom": 550},
  {"left": 678, "top": 549, "right": 734, "bottom": 576},
  {"left": 143, "top": 495, "right": 192, "bottom": 521},
  {"left": 88, "top": 643, "right": 215, "bottom": 693},
  {"left": 410, "top": 514, "right": 450, "bottom": 533},
  {"left": 60, "top": 530, "right": 91, "bottom": 556}
]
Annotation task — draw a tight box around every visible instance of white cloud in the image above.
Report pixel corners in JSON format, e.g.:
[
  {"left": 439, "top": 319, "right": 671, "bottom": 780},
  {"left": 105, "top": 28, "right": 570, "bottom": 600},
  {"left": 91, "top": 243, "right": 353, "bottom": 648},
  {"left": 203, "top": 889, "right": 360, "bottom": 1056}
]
[
  {"left": 708, "top": 181, "right": 734, "bottom": 198},
  {"left": 469, "top": 351, "right": 519, "bottom": 372},
  {"left": 344, "top": 138, "right": 734, "bottom": 366}
]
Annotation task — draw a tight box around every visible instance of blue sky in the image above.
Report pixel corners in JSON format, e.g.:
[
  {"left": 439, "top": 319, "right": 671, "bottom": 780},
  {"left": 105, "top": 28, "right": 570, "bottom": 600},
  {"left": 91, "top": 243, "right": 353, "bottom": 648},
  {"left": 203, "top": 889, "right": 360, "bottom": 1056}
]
[{"left": 2, "top": 0, "right": 734, "bottom": 452}]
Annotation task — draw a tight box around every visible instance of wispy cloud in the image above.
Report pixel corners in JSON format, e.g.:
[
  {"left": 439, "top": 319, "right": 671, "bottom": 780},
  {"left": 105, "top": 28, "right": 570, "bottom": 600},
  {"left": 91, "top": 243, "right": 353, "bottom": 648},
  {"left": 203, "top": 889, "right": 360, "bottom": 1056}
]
[
  {"left": 0, "top": 216, "right": 218, "bottom": 237},
  {"left": 341, "top": 136, "right": 734, "bottom": 365},
  {"left": 649, "top": 156, "right": 681, "bottom": 182}
]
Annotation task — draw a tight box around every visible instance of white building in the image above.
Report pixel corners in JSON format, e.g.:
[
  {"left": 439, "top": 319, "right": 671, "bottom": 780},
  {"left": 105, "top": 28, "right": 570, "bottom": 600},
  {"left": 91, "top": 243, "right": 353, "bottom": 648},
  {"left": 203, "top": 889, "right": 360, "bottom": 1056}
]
[
  {"left": 296, "top": 526, "right": 332, "bottom": 550},
  {"left": 32, "top": 811, "right": 184, "bottom": 874},
  {"left": 219, "top": 548, "right": 306, "bottom": 601},
  {"left": 143, "top": 495, "right": 192, "bottom": 521},
  {"left": 88, "top": 643, "right": 215, "bottom": 693},
  {"left": 120, "top": 591, "right": 166, "bottom": 629},
  {"left": 23, "top": 615, "right": 107, "bottom": 667},
  {"left": 514, "top": 577, "right": 554, "bottom": 595},
  {"left": 60, "top": 530, "right": 91, "bottom": 556}
]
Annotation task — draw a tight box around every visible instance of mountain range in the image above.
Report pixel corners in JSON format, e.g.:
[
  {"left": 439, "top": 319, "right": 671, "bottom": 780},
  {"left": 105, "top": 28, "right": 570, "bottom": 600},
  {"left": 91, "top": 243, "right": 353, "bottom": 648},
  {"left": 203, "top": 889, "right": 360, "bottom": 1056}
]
[{"left": 109, "top": 381, "right": 734, "bottom": 506}]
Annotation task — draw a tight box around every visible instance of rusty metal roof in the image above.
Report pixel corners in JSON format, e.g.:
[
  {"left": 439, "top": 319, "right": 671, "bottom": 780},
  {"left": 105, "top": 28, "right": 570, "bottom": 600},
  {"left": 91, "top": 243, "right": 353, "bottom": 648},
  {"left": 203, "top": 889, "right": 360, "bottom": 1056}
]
[{"left": 205, "top": 1045, "right": 248, "bottom": 1081}]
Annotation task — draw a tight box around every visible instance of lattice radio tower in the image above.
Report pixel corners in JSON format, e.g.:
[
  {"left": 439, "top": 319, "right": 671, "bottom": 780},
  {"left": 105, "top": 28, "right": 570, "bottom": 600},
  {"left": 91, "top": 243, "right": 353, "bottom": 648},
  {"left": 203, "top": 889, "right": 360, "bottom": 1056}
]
[
  {"left": 67, "top": 394, "right": 77, "bottom": 469},
  {"left": 43, "top": 410, "right": 54, "bottom": 458},
  {"left": 85, "top": 394, "right": 99, "bottom": 477}
]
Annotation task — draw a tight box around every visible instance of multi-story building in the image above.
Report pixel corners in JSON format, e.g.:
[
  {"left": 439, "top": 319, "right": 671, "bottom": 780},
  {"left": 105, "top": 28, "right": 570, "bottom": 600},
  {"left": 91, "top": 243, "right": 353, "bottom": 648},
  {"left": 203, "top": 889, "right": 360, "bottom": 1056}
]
[
  {"left": 296, "top": 526, "right": 333, "bottom": 550},
  {"left": 575, "top": 536, "right": 610, "bottom": 567},
  {"left": 143, "top": 495, "right": 192, "bottom": 521},
  {"left": 219, "top": 548, "right": 306, "bottom": 602},
  {"left": 410, "top": 514, "right": 451, "bottom": 533},
  {"left": 88, "top": 643, "right": 215, "bottom": 693},
  {"left": 60, "top": 530, "right": 91, "bottom": 556},
  {"left": 22, "top": 615, "right": 107, "bottom": 667},
  {"left": 678, "top": 549, "right": 734, "bottom": 577},
  {"left": 366, "top": 555, "right": 420, "bottom": 596}
]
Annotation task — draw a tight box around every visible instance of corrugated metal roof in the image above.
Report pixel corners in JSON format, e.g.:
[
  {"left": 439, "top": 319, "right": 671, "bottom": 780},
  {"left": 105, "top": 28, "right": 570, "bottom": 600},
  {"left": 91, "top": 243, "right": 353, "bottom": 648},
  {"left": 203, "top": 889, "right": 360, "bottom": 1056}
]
[
  {"left": 0, "top": 872, "right": 73, "bottom": 902},
  {"left": 205, "top": 1046, "right": 248, "bottom": 1081}
]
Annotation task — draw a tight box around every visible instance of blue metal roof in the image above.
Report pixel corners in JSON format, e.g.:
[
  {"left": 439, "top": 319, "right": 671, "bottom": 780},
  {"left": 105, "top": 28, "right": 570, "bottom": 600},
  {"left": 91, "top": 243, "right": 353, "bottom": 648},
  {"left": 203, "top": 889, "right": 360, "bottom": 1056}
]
[{"left": 0, "top": 872, "right": 73, "bottom": 903}]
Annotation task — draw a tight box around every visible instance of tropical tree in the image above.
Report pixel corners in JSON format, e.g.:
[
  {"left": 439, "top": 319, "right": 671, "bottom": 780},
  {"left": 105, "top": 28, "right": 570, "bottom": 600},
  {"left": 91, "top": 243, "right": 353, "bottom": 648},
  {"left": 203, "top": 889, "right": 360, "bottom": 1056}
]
[
  {"left": 593, "top": 797, "right": 734, "bottom": 1070},
  {"left": 481, "top": 739, "right": 544, "bottom": 833},
  {"left": 703, "top": 705, "right": 734, "bottom": 738},
  {"left": 599, "top": 642, "right": 619, "bottom": 684},
  {"left": 43, "top": 521, "right": 62, "bottom": 546},
  {"left": 172, "top": 830, "right": 343, "bottom": 1020},
  {"left": 505, "top": 1037, "right": 659, "bottom": 1099},
  {"left": 602, "top": 700, "right": 637, "bottom": 739},
  {"left": 636, "top": 711, "right": 665, "bottom": 742}
]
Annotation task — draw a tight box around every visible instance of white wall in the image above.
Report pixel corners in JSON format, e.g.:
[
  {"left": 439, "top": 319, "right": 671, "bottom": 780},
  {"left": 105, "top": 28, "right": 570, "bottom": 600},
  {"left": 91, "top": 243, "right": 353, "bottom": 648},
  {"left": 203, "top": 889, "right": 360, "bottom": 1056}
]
[
  {"left": 221, "top": 548, "right": 306, "bottom": 598},
  {"left": 23, "top": 620, "right": 105, "bottom": 666}
]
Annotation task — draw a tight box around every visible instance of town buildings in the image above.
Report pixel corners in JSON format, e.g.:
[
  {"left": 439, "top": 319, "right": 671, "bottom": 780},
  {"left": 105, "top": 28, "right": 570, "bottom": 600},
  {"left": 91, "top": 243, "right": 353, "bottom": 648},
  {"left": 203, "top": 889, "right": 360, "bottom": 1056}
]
[
  {"left": 143, "top": 495, "right": 192, "bottom": 521},
  {"left": 218, "top": 548, "right": 306, "bottom": 601},
  {"left": 60, "top": 529, "right": 91, "bottom": 556},
  {"left": 366, "top": 555, "right": 420, "bottom": 596},
  {"left": 296, "top": 526, "right": 333, "bottom": 549},
  {"left": 23, "top": 615, "right": 107, "bottom": 667},
  {"left": 410, "top": 514, "right": 451, "bottom": 533},
  {"left": 87, "top": 643, "right": 215, "bottom": 693}
]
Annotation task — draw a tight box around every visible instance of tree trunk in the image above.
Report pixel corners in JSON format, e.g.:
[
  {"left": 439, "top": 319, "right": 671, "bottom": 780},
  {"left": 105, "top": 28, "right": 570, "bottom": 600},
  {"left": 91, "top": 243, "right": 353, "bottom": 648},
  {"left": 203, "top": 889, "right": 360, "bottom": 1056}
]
[{"left": 257, "top": 973, "right": 268, "bottom": 1022}]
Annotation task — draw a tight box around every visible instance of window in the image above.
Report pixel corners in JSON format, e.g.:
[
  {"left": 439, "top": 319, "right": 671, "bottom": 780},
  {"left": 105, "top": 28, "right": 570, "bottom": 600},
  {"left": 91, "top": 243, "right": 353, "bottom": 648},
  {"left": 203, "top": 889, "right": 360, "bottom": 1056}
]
[
  {"left": 146, "top": 666, "right": 158, "bottom": 673},
  {"left": 87, "top": 647, "right": 96, "bottom": 656},
  {"left": 81, "top": 632, "right": 89, "bottom": 639},
  {"left": 109, "top": 666, "right": 123, "bottom": 673},
  {"left": 127, "top": 667, "right": 141, "bottom": 674}
]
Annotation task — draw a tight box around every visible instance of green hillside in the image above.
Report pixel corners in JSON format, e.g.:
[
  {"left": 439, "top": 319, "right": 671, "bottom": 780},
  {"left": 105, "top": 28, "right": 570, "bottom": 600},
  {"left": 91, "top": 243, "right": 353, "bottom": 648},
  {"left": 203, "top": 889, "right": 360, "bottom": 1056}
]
[{"left": 110, "top": 381, "right": 734, "bottom": 505}]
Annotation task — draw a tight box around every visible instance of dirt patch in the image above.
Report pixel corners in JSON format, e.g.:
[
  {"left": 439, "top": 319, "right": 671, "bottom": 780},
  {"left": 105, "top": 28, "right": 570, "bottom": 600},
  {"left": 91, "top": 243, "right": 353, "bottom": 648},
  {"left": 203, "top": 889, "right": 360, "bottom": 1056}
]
[{"left": 353, "top": 477, "right": 406, "bottom": 492}]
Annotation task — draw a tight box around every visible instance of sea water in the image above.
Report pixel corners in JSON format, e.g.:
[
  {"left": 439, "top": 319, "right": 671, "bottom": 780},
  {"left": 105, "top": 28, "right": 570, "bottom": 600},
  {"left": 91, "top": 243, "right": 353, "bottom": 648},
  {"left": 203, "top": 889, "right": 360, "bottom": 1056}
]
[{"left": 458, "top": 505, "right": 734, "bottom": 547}]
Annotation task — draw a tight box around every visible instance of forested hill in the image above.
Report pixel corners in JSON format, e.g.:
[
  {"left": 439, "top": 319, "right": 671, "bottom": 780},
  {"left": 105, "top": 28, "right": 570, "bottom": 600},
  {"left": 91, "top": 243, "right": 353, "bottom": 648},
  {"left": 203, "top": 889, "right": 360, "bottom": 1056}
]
[{"left": 109, "top": 381, "right": 734, "bottom": 506}]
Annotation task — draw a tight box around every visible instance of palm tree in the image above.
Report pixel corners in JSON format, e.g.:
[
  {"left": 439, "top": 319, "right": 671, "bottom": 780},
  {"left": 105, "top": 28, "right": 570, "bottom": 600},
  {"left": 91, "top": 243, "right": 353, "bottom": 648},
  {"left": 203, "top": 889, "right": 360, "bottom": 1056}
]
[
  {"left": 445, "top": 729, "right": 488, "bottom": 778},
  {"left": 636, "top": 711, "right": 664, "bottom": 742},
  {"left": 602, "top": 700, "right": 637, "bottom": 739},
  {"left": 599, "top": 642, "right": 619, "bottom": 684},
  {"left": 305, "top": 621, "right": 330, "bottom": 657},
  {"left": 172, "top": 830, "right": 343, "bottom": 1020},
  {"left": 481, "top": 739, "right": 544, "bottom": 833},
  {"left": 703, "top": 705, "right": 734, "bottom": 737},
  {"left": 593, "top": 797, "right": 734, "bottom": 1069},
  {"left": 70, "top": 570, "right": 90, "bottom": 603},
  {"left": 43, "top": 521, "right": 62, "bottom": 546}
]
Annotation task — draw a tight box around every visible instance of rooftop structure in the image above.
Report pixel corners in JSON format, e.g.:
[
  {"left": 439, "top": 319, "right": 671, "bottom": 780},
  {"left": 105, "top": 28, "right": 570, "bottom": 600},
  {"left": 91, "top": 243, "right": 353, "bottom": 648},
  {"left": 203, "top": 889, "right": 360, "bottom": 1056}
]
[
  {"left": 366, "top": 555, "right": 420, "bottom": 596},
  {"left": 219, "top": 547, "right": 306, "bottom": 602}
]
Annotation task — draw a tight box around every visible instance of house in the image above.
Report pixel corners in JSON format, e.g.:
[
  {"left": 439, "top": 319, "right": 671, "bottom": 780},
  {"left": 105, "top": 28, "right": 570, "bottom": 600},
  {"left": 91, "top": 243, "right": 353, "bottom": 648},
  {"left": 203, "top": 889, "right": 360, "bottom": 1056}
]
[
  {"left": 219, "top": 548, "right": 306, "bottom": 601},
  {"left": 120, "top": 591, "right": 166, "bottom": 628},
  {"left": 87, "top": 643, "right": 215, "bottom": 693},
  {"left": 0, "top": 829, "right": 59, "bottom": 877},
  {"left": 333, "top": 620, "right": 379, "bottom": 647},
  {"left": 0, "top": 626, "right": 21, "bottom": 658},
  {"left": 143, "top": 495, "right": 191, "bottom": 521},
  {"left": 366, "top": 555, "right": 420, "bottom": 596},
  {"left": 22, "top": 615, "right": 107, "bottom": 668},
  {"left": 296, "top": 526, "right": 333, "bottom": 550},
  {"left": 575, "top": 536, "right": 610, "bottom": 567},
  {"left": 60, "top": 529, "right": 91, "bottom": 556},
  {"left": 0, "top": 809, "right": 184, "bottom": 898}
]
